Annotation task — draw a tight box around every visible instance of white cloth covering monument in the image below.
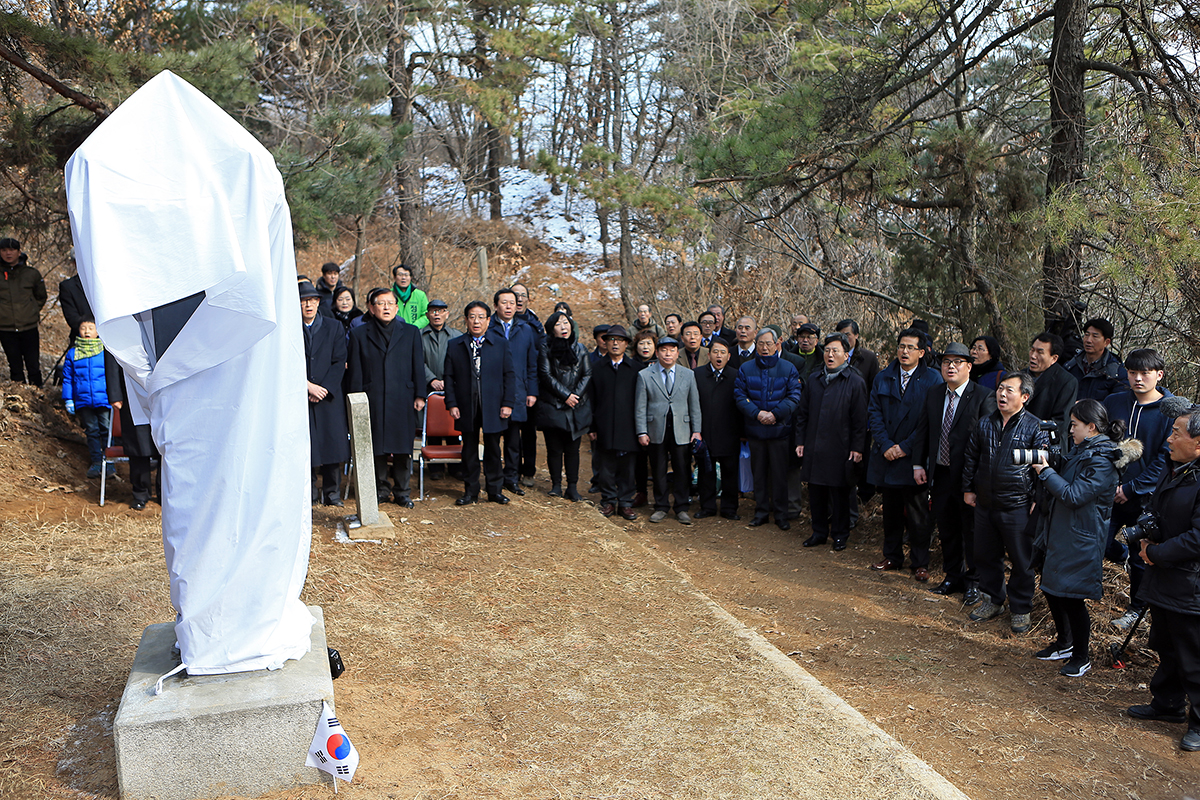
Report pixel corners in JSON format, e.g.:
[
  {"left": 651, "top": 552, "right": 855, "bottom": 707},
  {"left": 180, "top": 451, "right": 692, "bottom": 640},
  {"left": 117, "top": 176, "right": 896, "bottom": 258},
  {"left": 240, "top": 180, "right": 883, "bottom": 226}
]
[{"left": 65, "top": 70, "right": 314, "bottom": 675}]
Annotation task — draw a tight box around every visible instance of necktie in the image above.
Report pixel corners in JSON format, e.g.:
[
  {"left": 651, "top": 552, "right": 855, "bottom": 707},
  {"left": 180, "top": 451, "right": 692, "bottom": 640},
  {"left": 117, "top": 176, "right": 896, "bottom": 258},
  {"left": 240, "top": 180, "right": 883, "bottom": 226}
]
[
  {"left": 938, "top": 388, "right": 957, "bottom": 466},
  {"left": 471, "top": 338, "right": 483, "bottom": 376},
  {"left": 900, "top": 371, "right": 910, "bottom": 396},
  {"left": 665, "top": 368, "right": 674, "bottom": 394},
  {"left": 714, "top": 369, "right": 722, "bottom": 384},
  {"left": 503, "top": 322, "right": 511, "bottom": 339}
]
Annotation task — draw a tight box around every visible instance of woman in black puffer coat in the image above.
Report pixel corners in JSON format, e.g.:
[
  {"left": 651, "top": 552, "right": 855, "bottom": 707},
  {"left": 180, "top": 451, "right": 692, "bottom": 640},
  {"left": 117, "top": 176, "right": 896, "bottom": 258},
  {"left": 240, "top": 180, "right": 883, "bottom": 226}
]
[
  {"left": 1032, "top": 399, "right": 1141, "bottom": 677},
  {"left": 537, "top": 311, "right": 592, "bottom": 500}
]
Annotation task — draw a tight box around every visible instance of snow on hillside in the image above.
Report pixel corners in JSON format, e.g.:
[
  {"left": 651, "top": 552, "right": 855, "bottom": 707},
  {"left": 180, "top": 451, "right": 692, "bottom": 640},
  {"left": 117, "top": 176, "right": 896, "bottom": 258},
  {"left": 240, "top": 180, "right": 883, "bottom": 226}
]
[{"left": 423, "top": 165, "right": 619, "bottom": 292}]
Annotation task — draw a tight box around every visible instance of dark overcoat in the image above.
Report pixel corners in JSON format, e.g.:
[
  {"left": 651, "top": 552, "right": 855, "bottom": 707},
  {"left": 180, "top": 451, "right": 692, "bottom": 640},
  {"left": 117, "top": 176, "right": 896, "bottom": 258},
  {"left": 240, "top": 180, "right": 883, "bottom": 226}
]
[
  {"left": 304, "top": 314, "right": 350, "bottom": 466},
  {"left": 590, "top": 357, "right": 643, "bottom": 452},
  {"left": 59, "top": 274, "right": 93, "bottom": 339},
  {"left": 489, "top": 315, "right": 539, "bottom": 422},
  {"left": 694, "top": 364, "right": 742, "bottom": 458},
  {"left": 1025, "top": 362, "right": 1078, "bottom": 442},
  {"left": 795, "top": 367, "right": 868, "bottom": 487},
  {"left": 537, "top": 340, "right": 593, "bottom": 439},
  {"left": 443, "top": 331, "right": 518, "bottom": 434},
  {"left": 104, "top": 351, "right": 156, "bottom": 458},
  {"left": 346, "top": 316, "right": 424, "bottom": 455},
  {"left": 866, "top": 361, "right": 944, "bottom": 487}
]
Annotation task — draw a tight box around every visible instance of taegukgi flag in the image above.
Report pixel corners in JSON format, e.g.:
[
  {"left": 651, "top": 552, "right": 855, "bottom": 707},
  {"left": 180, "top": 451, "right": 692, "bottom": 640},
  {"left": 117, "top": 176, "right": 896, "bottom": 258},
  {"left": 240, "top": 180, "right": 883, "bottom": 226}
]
[{"left": 307, "top": 701, "right": 360, "bottom": 788}]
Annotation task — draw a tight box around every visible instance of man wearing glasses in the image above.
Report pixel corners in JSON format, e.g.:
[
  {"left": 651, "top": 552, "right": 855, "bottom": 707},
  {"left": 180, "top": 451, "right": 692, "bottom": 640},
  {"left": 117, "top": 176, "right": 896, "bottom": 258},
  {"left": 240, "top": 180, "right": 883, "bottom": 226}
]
[
  {"left": 912, "top": 343, "right": 996, "bottom": 603},
  {"left": 867, "top": 328, "right": 944, "bottom": 580}
]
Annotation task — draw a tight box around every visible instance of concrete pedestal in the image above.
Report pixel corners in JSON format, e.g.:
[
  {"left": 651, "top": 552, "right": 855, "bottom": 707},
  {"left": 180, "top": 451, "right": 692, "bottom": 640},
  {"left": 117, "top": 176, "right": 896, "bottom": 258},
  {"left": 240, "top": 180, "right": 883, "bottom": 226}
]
[
  {"left": 345, "top": 391, "right": 396, "bottom": 539},
  {"left": 114, "top": 606, "right": 335, "bottom": 800}
]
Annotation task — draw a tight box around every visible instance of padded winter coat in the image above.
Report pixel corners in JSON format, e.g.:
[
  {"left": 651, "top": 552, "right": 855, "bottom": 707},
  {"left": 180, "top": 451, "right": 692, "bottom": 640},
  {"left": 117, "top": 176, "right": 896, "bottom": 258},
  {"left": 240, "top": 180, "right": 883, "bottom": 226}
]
[
  {"left": 1035, "top": 435, "right": 1139, "bottom": 599},
  {"left": 1142, "top": 459, "right": 1200, "bottom": 616},
  {"left": 734, "top": 354, "right": 801, "bottom": 440},
  {"left": 0, "top": 257, "right": 47, "bottom": 332},
  {"left": 962, "top": 408, "right": 1049, "bottom": 508},
  {"left": 62, "top": 346, "right": 109, "bottom": 410},
  {"left": 537, "top": 339, "right": 593, "bottom": 439}
]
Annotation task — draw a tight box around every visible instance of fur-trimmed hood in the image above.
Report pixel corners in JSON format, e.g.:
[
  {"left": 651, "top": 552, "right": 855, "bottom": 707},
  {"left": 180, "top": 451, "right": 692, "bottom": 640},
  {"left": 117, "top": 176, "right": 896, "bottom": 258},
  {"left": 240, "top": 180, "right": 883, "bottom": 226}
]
[{"left": 1112, "top": 437, "right": 1144, "bottom": 471}]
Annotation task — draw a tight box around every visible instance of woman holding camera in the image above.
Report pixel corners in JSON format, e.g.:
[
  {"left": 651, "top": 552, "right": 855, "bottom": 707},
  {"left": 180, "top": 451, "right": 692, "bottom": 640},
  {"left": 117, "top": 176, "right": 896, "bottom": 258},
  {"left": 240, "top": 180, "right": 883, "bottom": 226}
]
[{"left": 1031, "top": 399, "right": 1141, "bottom": 677}]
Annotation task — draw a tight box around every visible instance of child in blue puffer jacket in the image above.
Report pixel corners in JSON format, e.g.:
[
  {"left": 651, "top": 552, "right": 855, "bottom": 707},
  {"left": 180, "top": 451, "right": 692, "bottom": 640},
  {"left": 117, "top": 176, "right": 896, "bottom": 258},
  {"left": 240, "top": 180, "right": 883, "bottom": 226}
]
[{"left": 63, "top": 319, "right": 113, "bottom": 478}]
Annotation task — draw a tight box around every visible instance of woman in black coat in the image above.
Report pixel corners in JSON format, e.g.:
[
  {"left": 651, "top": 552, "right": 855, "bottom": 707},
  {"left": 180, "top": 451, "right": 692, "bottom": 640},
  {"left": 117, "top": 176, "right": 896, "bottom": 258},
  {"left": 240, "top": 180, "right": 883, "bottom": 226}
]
[
  {"left": 537, "top": 311, "right": 592, "bottom": 499},
  {"left": 331, "top": 286, "right": 362, "bottom": 336},
  {"left": 304, "top": 309, "right": 350, "bottom": 505},
  {"left": 1032, "top": 399, "right": 1138, "bottom": 677}
]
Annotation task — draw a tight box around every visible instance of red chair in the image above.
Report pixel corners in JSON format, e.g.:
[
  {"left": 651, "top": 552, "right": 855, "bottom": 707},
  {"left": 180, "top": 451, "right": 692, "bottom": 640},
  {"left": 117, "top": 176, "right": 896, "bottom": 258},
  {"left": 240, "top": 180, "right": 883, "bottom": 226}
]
[
  {"left": 419, "top": 392, "right": 463, "bottom": 499},
  {"left": 100, "top": 406, "right": 129, "bottom": 506}
]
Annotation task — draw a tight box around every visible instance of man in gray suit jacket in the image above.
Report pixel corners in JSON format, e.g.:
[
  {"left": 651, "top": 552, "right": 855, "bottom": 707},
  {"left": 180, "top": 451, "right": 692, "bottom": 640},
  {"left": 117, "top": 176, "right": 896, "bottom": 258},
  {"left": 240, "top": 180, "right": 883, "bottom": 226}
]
[{"left": 635, "top": 336, "right": 702, "bottom": 524}]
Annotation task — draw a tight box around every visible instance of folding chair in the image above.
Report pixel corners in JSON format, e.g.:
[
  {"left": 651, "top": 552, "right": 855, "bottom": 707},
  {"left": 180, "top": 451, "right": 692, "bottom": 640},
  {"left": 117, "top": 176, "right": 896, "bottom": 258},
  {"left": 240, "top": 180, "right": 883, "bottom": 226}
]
[
  {"left": 419, "top": 392, "right": 463, "bottom": 499},
  {"left": 100, "top": 406, "right": 129, "bottom": 506}
]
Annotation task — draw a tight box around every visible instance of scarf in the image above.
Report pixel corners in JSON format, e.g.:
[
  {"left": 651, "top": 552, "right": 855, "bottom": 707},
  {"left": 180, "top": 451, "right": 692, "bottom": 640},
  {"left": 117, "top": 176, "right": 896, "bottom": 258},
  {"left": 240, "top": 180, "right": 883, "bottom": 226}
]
[
  {"left": 74, "top": 335, "right": 104, "bottom": 359},
  {"left": 823, "top": 361, "right": 849, "bottom": 382},
  {"left": 370, "top": 314, "right": 395, "bottom": 342},
  {"left": 394, "top": 283, "right": 414, "bottom": 304}
]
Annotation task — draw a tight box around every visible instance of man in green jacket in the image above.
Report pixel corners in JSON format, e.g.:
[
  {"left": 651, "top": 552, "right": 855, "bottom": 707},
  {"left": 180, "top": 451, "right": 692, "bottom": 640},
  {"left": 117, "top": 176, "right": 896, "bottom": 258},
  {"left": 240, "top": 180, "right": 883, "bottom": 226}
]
[
  {"left": 0, "top": 237, "right": 47, "bottom": 386},
  {"left": 391, "top": 264, "right": 429, "bottom": 329}
]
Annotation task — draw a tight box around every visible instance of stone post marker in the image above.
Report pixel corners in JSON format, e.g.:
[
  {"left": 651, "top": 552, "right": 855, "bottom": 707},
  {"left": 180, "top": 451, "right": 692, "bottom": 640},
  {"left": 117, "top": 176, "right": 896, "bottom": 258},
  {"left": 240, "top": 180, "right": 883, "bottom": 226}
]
[
  {"left": 476, "top": 245, "right": 488, "bottom": 288},
  {"left": 345, "top": 392, "right": 395, "bottom": 539}
]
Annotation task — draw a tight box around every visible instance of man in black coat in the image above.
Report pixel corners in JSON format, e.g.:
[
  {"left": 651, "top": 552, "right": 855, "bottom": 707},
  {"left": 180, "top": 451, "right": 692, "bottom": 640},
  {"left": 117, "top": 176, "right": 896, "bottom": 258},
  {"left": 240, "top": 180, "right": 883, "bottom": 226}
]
[
  {"left": 104, "top": 352, "right": 159, "bottom": 510},
  {"left": 444, "top": 300, "right": 517, "bottom": 504},
  {"left": 1063, "top": 317, "right": 1128, "bottom": 402},
  {"left": 301, "top": 282, "right": 349, "bottom": 506},
  {"left": 912, "top": 343, "right": 996, "bottom": 602},
  {"left": 1130, "top": 400, "right": 1200, "bottom": 752},
  {"left": 315, "top": 262, "right": 344, "bottom": 318},
  {"left": 730, "top": 316, "right": 758, "bottom": 370},
  {"left": 837, "top": 318, "right": 880, "bottom": 521},
  {"left": 694, "top": 338, "right": 742, "bottom": 519},
  {"left": 346, "top": 287, "right": 426, "bottom": 507},
  {"left": 795, "top": 333, "right": 868, "bottom": 550},
  {"left": 59, "top": 271, "right": 93, "bottom": 341},
  {"left": 590, "top": 325, "right": 642, "bottom": 520},
  {"left": 1025, "top": 331, "right": 1079, "bottom": 442}
]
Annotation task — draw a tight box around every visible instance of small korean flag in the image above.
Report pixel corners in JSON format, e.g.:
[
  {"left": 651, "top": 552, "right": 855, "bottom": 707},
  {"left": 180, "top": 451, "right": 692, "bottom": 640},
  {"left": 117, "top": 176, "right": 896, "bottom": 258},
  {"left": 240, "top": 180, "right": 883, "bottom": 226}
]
[{"left": 306, "top": 701, "right": 360, "bottom": 790}]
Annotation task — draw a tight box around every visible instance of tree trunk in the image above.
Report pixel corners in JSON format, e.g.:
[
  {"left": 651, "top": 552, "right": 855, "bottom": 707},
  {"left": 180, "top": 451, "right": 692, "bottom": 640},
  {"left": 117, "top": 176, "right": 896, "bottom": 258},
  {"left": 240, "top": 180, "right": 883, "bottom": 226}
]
[
  {"left": 1041, "top": 0, "right": 1087, "bottom": 336},
  {"left": 485, "top": 119, "right": 503, "bottom": 220},
  {"left": 388, "top": 2, "right": 425, "bottom": 282},
  {"left": 618, "top": 205, "right": 637, "bottom": 323}
]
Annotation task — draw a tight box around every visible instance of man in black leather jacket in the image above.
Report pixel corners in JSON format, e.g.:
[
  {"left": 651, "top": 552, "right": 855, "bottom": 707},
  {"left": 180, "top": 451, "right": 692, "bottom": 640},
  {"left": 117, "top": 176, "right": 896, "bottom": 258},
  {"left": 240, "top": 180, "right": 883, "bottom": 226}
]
[
  {"left": 962, "top": 372, "right": 1050, "bottom": 633},
  {"left": 1129, "top": 400, "right": 1200, "bottom": 752}
]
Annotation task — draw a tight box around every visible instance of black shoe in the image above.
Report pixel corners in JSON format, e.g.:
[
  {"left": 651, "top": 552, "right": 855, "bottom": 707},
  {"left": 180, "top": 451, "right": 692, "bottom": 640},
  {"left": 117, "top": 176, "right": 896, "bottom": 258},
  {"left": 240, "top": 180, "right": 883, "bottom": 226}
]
[
  {"left": 1182, "top": 729, "right": 1200, "bottom": 752},
  {"left": 548, "top": 485, "right": 563, "bottom": 498},
  {"left": 776, "top": 520, "right": 791, "bottom": 531},
  {"left": 564, "top": 486, "right": 582, "bottom": 502},
  {"left": 1128, "top": 704, "right": 1188, "bottom": 723},
  {"left": 748, "top": 516, "right": 769, "bottom": 527},
  {"left": 395, "top": 498, "right": 414, "bottom": 508},
  {"left": 695, "top": 509, "right": 717, "bottom": 518},
  {"left": 931, "top": 579, "right": 965, "bottom": 596},
  {"left": 588, "top": 484, "right": 600, "bottom": 494},
  {"left": 455, "top": 494, "right": 477, "bottom": 506},
  {"left": 803, "top": 534, "right": 827, "bottom": 547},
  {"left": 963, "top": 586, "right": 982, "bottom": 606},
  {"left": 504, "top": 482, "right": 526, "bottom": 496},
  {"left": 720, "top": 512, "right": 741, "bottom": 521},
  {"left": 831, "top": 538, "right": 848, "bottom": 551},
  {"left": 488, "top": 493, "right": 510, "bottom": 504},
  {"left": 130, "top": 500, "right": 147, "bottom": 511}
]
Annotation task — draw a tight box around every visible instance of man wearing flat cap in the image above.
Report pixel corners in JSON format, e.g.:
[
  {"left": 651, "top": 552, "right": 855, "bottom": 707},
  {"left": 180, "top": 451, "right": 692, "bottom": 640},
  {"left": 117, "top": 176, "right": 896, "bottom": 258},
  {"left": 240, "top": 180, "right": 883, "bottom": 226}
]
[
  {"left": 911, "top": 342, "right": 996, "bottom": 602},
  {"left": 635, "top": 336, "right": 702, "bottom": 524},
  {"left": 590, "top": 325, "right": 643, "bottom": 520}
]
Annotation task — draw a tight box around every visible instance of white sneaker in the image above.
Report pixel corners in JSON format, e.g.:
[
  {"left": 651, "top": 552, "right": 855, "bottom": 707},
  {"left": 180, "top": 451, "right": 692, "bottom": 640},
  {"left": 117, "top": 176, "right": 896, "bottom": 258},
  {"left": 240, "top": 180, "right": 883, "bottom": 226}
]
[{"left": 1112, "top": 610, "right": 1140, "bottom": 631}]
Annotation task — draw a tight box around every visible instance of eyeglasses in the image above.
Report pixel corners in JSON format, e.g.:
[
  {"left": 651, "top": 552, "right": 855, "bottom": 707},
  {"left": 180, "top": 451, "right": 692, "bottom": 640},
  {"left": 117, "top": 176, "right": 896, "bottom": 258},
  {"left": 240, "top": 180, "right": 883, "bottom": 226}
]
[
  {"left": 373, "top": 301, "right": 397, "bottom": 308},
  {"left": 943, "top": 359, "right": 969, "bottom": 368},
  {"left": 896, "top": 344, "right": 922, "bottom": 352}
]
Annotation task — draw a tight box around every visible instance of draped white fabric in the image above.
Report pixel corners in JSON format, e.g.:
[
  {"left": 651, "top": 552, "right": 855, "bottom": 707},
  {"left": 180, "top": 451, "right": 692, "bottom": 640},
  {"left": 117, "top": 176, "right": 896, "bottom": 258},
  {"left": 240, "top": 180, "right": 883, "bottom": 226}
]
[{"left": 65, "top": 71, "right": 314, "bottom": 675}]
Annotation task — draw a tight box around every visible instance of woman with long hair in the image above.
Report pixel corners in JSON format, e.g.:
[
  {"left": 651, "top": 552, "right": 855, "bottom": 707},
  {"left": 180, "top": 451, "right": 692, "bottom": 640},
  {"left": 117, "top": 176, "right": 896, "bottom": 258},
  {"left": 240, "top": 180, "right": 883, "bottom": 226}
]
[
  {"left": 537, "top": 311, "right": 593, "bottom": 499},
  {"left": 1032, "top": 399, "right": 1141, "bottom": 677},
  {"left": 969, "top": 335, "right": 1006, "bottom": 389}
]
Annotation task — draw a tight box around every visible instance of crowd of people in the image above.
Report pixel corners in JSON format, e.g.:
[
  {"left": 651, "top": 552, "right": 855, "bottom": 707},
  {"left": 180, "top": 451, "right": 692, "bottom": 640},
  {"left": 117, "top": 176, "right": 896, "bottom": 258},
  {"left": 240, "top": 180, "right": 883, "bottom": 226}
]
[{"left": 3, "top": 230, "right": 1198, "bottom": 753}]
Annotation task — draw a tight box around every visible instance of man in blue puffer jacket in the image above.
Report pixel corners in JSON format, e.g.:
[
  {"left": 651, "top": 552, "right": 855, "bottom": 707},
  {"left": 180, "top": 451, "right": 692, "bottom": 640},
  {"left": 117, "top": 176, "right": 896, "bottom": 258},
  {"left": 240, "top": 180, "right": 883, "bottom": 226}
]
[
  {"left": 735, "top": 328, "right": 801, "bottom": 530},
  {"left": 62, "top": 318, "right": 112, "bottom": 478}
]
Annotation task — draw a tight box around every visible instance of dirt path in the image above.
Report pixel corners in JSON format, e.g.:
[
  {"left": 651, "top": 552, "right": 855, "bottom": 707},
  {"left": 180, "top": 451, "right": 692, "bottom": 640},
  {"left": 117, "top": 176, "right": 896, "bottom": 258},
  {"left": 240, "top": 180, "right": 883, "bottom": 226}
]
[{"left": 631, "top": 501, "right": 1199, "bottom": 800}]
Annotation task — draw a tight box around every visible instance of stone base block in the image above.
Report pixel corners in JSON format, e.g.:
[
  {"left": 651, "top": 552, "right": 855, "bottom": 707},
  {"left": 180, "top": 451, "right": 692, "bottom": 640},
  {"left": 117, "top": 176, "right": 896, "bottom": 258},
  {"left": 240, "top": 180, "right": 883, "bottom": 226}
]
[
  {"left": 345, "top": 511, "right": 396, "bottom": 540},
  {"left": 114, "top": 606, "right": 335, "bottom": 800}
]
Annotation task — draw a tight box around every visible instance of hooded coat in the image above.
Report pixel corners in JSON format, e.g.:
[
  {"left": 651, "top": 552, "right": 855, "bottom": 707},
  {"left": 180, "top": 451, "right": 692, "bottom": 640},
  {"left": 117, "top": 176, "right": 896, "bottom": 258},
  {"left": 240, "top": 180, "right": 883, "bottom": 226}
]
[
  {"left": 0, "top": 254, "right": 47, "bottom": 332},
  {"left": 1035, "top": 435, "right": 1141, "bottom": 599},
  {"left": 1102, "top": 389, "right": 1175, "bottom": 500}
]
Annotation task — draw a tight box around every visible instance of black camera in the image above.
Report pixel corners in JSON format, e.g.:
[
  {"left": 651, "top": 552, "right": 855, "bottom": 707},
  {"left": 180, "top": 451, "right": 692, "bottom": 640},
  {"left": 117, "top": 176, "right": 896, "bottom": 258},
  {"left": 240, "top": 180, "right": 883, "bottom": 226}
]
[
  {"left": 1122, "top": 511, "right": 1161, "bottom": 551},
  {"left": 1012, "top": 420, "right": 1061, "bottom": 468}
]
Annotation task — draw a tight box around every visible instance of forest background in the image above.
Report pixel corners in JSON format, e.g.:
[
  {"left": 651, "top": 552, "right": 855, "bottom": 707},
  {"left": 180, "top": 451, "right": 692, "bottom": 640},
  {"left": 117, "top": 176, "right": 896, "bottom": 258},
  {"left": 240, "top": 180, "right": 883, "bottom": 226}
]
[{"left": 4, "top": 0, "right": 1200, "bottom": 394}]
